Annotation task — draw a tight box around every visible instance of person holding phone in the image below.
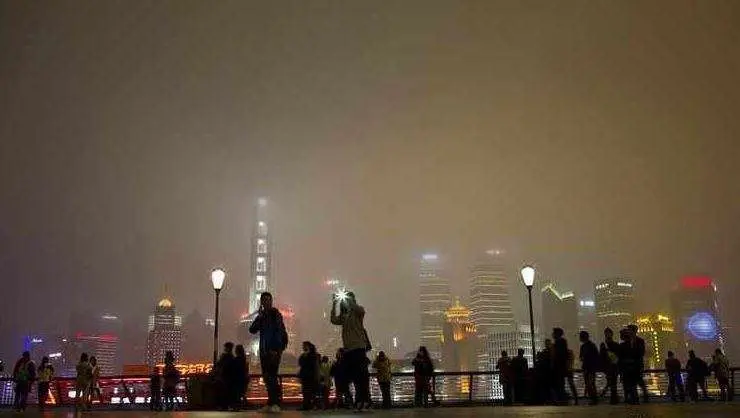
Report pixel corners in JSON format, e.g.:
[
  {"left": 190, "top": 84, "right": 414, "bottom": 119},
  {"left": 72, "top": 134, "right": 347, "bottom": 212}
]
[
  {"left": 249, "top": 292, "right": 288, "bottom": 413},
  {"left": 330, "top": 291, "right": 371, "bottom": 411}
]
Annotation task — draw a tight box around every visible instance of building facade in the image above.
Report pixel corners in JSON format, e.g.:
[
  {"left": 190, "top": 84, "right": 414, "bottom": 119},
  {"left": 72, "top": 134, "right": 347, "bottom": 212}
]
[
  {"left": 480, "top": 325, "right": 541, "bottom": 399},
  {"left": 419, "top": 254, "right": 451, "bottom": 359},
  {"left": 469, "top": 250, "right": 514, "bottom": 336},
  {"left": 541, "top": 282, "right": 578, "bottom": 339},
  {"left": 594, "top": 278, "right": 635, "bottom": 335},
  {"left": 671, "top": 276, "right": 724, "bottom": 359},
  {"left": 145, "top": 297, "right": 183, "bottom": 366},
  {"left": 635, "top": 313, "right": 679, "bottom": 368},
  {"left": 441, "top": 298, "right": 478, "bottom": 372},
  {"left": 578, "top": 299, "right": 598, "bottom": 338}
]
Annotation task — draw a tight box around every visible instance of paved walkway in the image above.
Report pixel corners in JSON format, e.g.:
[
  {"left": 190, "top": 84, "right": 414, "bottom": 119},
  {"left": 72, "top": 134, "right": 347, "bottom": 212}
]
[{"left": 2, "top": 403, "right": 740, "bottom": 417}]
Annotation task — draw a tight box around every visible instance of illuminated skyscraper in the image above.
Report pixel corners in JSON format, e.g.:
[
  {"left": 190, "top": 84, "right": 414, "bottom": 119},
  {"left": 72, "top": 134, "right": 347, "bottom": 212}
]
[
  {"left": 145, "top": 296, "right": 183, "bottom": 366},
  {"left": 578, "top": 298, "right": 598, "bottom": 338},
  {"left": 469, "top": 250, "right": 514, "bottom": 336},
  {"left": 671, "top": 276, "right": 724, "bottom": 359},
  {"left": 541, "top": 282, "right": 578, "bottom": 338},
  {"left": 442, "top": 298, "right": 478, "bottom": 372},
  {"left": 249, "top": 197, "right": 273, "bottom": 314},
  {"left": 594, "top": 278, "right": 635, "bottom": 334},
  {"left": 419, "top": 254, "right": 451, "bottom": 359},
  {"left": 635, "top": 313, "right": 678, "bottom": 368}
]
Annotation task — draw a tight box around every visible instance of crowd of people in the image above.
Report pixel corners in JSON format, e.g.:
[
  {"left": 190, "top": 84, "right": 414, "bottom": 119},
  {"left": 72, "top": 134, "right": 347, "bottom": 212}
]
[
  {"left": 496, "top": 325, "right": 732, "bottom": 406},
  {"left": 8, "top": 299, "right": 734, "bottom": 413}
]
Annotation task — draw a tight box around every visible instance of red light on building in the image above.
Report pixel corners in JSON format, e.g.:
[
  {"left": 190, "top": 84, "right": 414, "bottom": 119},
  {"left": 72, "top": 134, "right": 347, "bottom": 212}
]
[{"left": 682, "top": 276, "right": 713, "bottom": 289}]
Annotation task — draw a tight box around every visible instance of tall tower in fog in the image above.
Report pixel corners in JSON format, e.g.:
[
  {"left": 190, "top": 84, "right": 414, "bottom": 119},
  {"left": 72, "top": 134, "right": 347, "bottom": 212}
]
[
  {"left": 469, "top": 250, "right": 515, "bottom": 336},
  {"left": 248, "top": 197, "right": 273, "bottom": 314},
  {"left": 419, "top": 254, "right": 451, "bottom": 359}
]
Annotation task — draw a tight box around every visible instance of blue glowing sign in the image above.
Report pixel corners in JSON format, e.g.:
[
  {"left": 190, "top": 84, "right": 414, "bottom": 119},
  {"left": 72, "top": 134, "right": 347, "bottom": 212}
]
[{"left": 687, "top": 312, "right": 719, "bottom": 341}]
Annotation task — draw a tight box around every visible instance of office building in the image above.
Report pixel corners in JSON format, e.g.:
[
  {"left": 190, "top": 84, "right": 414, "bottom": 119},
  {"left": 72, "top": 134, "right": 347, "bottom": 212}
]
[
  {"left": 469, "top": 250, "right": 515, "bottom": 336},
  {"left": 419, "top": 254, "right": 452, "bottom": 359},
  {"left": 594, "top": 278, "right": 635, "bottom": 335},
  {"left": 249, "top": 197, "right": 273, "bottom": 315},
  {"left": 145, "top": 296, "right": 183, "bottom": 366},
  {"left": 541, "top": 282, "right": 578, "bottom": 339},
  {"left": 635, "top": 313, "right": 679, "bottom": 368},
  {"left": 181, "top": 310, "right": 212, "bottom": 362},
  {"left": 480, "top": 325, "right": 541, "bottom": 399},
  {"left": 578, "top": 299, "right": 598, "bottom": 338},
  {"left": 671, "top": 276, "right": 724, "bottom": 359}
]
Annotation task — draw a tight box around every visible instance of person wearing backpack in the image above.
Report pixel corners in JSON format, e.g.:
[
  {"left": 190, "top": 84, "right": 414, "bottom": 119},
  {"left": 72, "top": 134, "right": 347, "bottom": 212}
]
[{"left": 12, "top": 351, "right": 35, "bottom": 411}]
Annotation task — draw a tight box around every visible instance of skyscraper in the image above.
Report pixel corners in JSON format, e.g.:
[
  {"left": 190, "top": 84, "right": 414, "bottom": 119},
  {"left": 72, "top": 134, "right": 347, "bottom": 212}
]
[
  {"left": 541, "top": 282, "right": 578, "bottom": 338},
  {"left": 249, "top": 197, "right": 273, "bottom": 314},
  {"left": 419, "top": 254, "right": 451, "bottom": 359},
  {"left": 469, "top": 250, "right": 514, "bottom": 336},
  {"left": 594, "top": 278, "right": 635, "bottom": 335},
  {"left": 145, "top": 296, "right": 183, "bottom": 366},
  {"left": 578, "top": 298, "right": 598, "bottom": 338},
  {"left": 671, "top": 276, "right": 724, "bottom": 359}
]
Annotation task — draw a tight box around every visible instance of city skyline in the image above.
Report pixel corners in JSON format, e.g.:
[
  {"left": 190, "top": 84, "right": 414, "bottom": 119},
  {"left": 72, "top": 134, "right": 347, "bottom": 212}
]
[{"left": 1, "top": 0, "right": 739, "bottom": 364}]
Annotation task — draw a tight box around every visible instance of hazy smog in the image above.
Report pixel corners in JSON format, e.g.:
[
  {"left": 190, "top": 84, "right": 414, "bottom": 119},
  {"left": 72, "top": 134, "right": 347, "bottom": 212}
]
[{"left": 1, "top": 0, "right": 739, "bottom": 365}]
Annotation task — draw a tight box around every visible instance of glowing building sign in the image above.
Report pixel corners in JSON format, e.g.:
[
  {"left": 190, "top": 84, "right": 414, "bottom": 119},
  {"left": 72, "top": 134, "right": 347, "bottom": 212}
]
[{"left": 687, "top": 311, "right": 719, "bottom": 341}]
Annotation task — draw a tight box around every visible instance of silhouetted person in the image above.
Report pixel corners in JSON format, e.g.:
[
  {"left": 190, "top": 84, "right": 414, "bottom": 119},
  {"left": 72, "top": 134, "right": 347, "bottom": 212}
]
[
  {"left": 627, "top": 324, "right": 649, "bottom": 403},
  {"left": 599, "top": 328, "right": 620, "bottom": 404},
  {"left": 618, "top": 328, "right": 639, "bottom": 404},
  {"left": 74, "top": 352, "right": 92, "bottom": 411},
  {"left": 331, "top": 348, "right": 352, "bottom": 409},
  {"left": 298, "top": 341, "right": 320, "bottom": 410},
  {"left": 214, "top": 342, "right": 235, "bottom": 410},
  {"left": 373, "top": 351, "right": 392, "bottom": 409},
  {"left": 665, "top": 351, "right": 685, "bottom": 402},
  {"left": 510, "top": 348, "right": 529, "bottom": 404},
  {"left": 579, "top": 331, "right": 599, "bottom": 405},
  {"left": 233, "top": 344, "right": 249, "bottom": 410},
  {"left": 496, "top": 350, "right": 513, "bottom": 405},
  {"left": 249, "top": 292, "right": 289, "bottom": 413},
  {"left": 413, "top": 346, "right": 434, "bottom": 407},
  {"left": 551, "top": 328, "right": 569, "bottom": 404},
  {"left": 686, "top": 350, "right": 710, "bottom": 402},
  {"left": 534, "top": 339, "right": 553, "bottom": 404},
  {"left": 89, "top": 356, "right": 102, "bottom": 406},
  {"left": 565, "top": 348, "right": 578, "bottom": 405},
  {"left": 150, "top": 366, "right": 162, "bottom": 411},
  {"left": 163, "top": 350, "right": 180, "bottom": 411},
  {"left": 330, "top": 291, "right": 371, "bottom": 411},
  {"left": 36, "top": 356, "right": 54, "bottom": 411},
  {"left": 12, "top": 351, "right": 34, "bottom": 412},
  {"left": 318, "top": 356, "right": 332, "bottom": 409},
  {"left": 711, "top": 348, "right": 730, "bottom": 402}
]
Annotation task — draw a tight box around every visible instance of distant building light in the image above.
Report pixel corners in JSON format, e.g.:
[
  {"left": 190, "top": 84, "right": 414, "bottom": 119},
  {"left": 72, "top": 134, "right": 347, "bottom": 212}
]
[
  {"left": 31, "top": 337, "right": 43, "bottom": 344},
  {"left": 101, "top": 314, "right": 119, "bottom": 320},
  {"left": 595, "top": 283, "right": 609, "bottom": 290},
  {"left": 561, "top": 292, "right": 575, "bottom": 299},
  {"left": 617, "top": 282, "right": 633, "bottom": 288},
  {"left": 579, "top": 300, "right": 595, "bottom": 307},
  {"left": 48, "top": 352, "right": 62, "bottom": 359},
  {"left": 422, "top": 254, "right": 438, "bottom": 261},
  {"left": 392, "top": 337, "right": 398, "bottom": 348},
  {"left": 258, "top": 197, "right": 268, "bottom": 207}
]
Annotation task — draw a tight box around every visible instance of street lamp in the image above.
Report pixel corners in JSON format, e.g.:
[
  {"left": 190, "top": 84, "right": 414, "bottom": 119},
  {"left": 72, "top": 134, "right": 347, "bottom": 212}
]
[
  {"left": 211, "top": 268, "right": 226, "bottom": 364},
  {"left": 520, "top": 265, "right": 536, "bottom": 365}
]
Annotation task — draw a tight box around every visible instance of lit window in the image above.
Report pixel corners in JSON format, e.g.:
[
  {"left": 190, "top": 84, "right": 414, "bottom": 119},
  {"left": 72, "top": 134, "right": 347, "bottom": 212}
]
[
  {"left": 257, "top": 239, "right": 267, "bottom": 254},
  {"left": 256, "top": 257, "right": 266, "bottom": 272},
  {"left": 256, "top": 275, "right": 266, "bottom": 291}
]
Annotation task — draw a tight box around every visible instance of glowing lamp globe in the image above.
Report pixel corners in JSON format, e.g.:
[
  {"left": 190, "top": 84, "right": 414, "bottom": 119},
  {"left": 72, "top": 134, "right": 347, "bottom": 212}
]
[
  {"left": 521, "top": 266, "right": 536, "bottom": 288},
  {"left": 211, "top": 268, "right": 226, "bottom": 291}
]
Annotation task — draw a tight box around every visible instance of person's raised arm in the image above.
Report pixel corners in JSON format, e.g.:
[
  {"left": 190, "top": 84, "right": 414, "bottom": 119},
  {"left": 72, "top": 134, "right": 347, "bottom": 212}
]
[{"left": 330, "top": 298, "right": 344, "bottom": 325}]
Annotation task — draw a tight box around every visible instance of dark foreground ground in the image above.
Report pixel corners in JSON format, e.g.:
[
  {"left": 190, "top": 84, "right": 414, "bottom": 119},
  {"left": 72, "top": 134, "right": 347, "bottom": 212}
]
[{"left": 2, "top": 403, "right": 740, "bottom": 417}]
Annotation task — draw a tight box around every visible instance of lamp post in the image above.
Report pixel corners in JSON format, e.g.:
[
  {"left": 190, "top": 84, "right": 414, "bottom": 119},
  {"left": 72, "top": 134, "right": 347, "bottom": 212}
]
[
  {"left": 211, "top": 268, "right": 226, "bottom": 364},
  {"left": 520, "top": 265, "right": 536, "bottom": 364}
]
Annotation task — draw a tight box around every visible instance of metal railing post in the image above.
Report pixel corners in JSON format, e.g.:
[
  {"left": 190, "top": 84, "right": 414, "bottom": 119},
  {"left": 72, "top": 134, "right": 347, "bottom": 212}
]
[{"left": 468, "top": 372, "right": 473, "bottom": 403}]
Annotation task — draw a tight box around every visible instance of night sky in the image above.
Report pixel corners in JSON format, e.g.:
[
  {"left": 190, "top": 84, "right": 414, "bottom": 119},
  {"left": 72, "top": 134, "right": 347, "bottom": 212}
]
[{"left": 1, "top": 0, "right": 739, "bottom": 360}]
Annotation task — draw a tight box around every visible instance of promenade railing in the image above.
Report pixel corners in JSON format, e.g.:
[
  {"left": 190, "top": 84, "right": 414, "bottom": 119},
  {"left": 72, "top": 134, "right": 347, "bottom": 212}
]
[{"left": 1, "top": 368, "right": 736, "bottom": 408}]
